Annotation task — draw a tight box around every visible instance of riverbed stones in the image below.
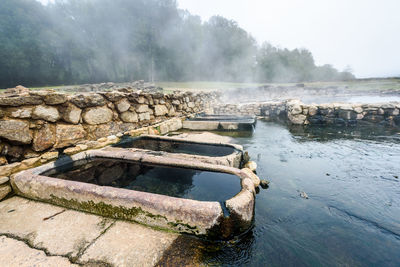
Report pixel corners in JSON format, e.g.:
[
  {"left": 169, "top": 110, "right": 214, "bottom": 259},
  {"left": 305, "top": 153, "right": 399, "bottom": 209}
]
[
  {"left": 33, "top": 123, "right": 56, "bottom": 151},
  {"left": 82, "top": 106, "right": 113, "bottom": 125},
  {"left": 54, "top": 124, "right": 86, "bottom": 148},
  {"left": 0, "top": 120, "right": 32, "bottom": 144},
  {"left": 32, "top": 105, "right": 60, "bottom": 122}
]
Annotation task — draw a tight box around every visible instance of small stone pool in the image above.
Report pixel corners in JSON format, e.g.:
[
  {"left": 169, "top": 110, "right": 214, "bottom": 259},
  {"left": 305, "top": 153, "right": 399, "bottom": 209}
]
[
  {"left": 42, "top": 158, "right": 241, "bottom": 203},
  {"left": 113, "top": 135, "right": 240, "bottom": 157}
]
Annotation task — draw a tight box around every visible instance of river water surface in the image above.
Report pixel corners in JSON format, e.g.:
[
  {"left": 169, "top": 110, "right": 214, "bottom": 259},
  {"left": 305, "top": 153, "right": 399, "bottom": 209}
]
[{"left": 198, "top": 121, "right": 400, "bottom": 266}]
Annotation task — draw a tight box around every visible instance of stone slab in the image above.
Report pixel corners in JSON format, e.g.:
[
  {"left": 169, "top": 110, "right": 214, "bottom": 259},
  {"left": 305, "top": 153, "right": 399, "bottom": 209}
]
[
  {"left": 0, "top": 236, "right": 76, "bottom": 267},
  {"left": 79, "top": 221, "right": 178, "bottom": 267},
  {"left": 0, "top": 197, "right": 114, "bottom": 258}
]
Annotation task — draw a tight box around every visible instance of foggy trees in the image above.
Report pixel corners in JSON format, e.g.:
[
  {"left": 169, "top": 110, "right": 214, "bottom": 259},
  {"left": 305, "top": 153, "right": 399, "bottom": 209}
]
[{"left": 0, "top": 0, "right": 355, "bottom": 88}]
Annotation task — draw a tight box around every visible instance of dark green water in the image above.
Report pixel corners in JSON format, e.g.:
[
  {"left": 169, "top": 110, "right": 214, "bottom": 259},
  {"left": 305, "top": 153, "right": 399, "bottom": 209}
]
[
  {"left": 199, "top": 121, "right": 400, "bottom": 266},
  {"left": 44, "top": 159, "right": 241, "bottom": 202}
]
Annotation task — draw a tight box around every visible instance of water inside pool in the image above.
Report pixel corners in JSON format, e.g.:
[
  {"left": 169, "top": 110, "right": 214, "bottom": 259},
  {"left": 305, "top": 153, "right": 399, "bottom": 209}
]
[
  {"left": 185, "top": 121, "right": 400, "bottom": 266},
  {"left": 42, "top": 159, "right": 241, "bottom": 202},
  {"left": 113, "top": 136, "right": 239, "bottom": 157}
]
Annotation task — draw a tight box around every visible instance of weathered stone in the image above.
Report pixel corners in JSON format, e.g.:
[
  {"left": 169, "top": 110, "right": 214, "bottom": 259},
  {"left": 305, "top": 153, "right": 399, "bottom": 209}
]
[
  {"left": 168, "top": 106, "right": 176, "bottom": 116},
  {"left": 61, "top": 103, "right": 82, "bottom": 124},
  {"left": 0, "top": 120, "right": 32, "bottom": 144},
  {"left": 288, "top": 113, "right": 307, "bottom": 124},
  {"left": 241, "top": 168, "right": 261, "bottom": 187},
  {"left": 40, "top": 151, "right": 59, "bottom": 162},
  {"left": 84, "top": 122, "right": 121, "bottom": 140},
  {"left": 32, "top": 105, "right": 60, "bottom": 122},
  {"left": 33, "top": 123, "right": 56, "bottom": 151},
  {"left": 70, "top": 93, "right": 106, "bottom": 108},
  {"left": 0, "top": 176, "right": 9, "bottom": 185},
  {"left": 0, "top": 162, "right": 21, "bottom": 176},
  {"left": 308, "top": 105, "right": 318, "bottom": 116},
  {"left": 9, "top": 107, "right": 32, "bottom": 118},
  {"left": 154, "top": 105, "right": 168, "bottom": 116},
  {"left": 82, "top": 106, "right": 113, "bottom": 125},
  {"left": 0, "top": 236, "right": 77, "bottom": 266},
  {"left": 0, "top": 184, "right": 11, "bottom": 200},
  {"left": 120, "top": 111, "right": 138, "bottom": 123},
  {"left": 116, "top": 98, "right": 131, "bottom": 113},
  {"left": 101, "top": 91, "right": 126, "bottom": 102},
  {"left": 3, "top": 85, "right": 30, "bottom": 95},
  {"left": 43, "top": 93, "right": 68, "bottom": 105},
  {"left": 138, "top": 112, "right": 150, "bottom": 121},
  {"left": 172, "top": 100, "right": 180, "bottom": 105},
  {"left": 54, "top": 124, "right": 86, "bottom": 148},
  {"left": 354, "top": 106, "right": 363, "bottom": 113},
  {"left": 135, "top": 104, "right": 149, "bottom": 113},
  {"left": 5, "top": 145, "right": 24, "bottom": 159},
  {"left": 244, "top": 161, "right": 257, "bottom": 172},
  {"left": 63, "top": 144, "right": 88, "bottom": 155},
  {"left": 338, "top": 110, "right": 357, "bottom": 120},
  {"left": 0, "top": 95, "right": 42, "bottom": 106},
  {"left": 79, "top": 221, "right": 177, "bottom": 267},
  {"left": 20, "top": 157, "right": 40, "bottom": 170},
  {"left": 0, "top": 197, "right": 113, "bottom": 260},
  {"left": 0, "top": 157, "right": 7, "bottom": 166}
]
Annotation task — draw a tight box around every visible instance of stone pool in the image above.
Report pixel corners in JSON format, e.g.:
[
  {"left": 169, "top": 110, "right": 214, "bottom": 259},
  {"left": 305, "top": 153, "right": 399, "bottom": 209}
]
[{"left": 188, "top": 121, "right": 400, "bottom": 266}]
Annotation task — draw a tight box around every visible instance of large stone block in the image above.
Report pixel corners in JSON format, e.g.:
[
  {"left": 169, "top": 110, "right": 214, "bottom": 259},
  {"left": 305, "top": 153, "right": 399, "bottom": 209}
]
[
  {"left": 0, "top": 120, "right": 32, "bottom": 144},
  {"left": 154, "top": 105, "right": 168, "bottom": 116},
  {"left": 0, "top": 95, "right": 42, "bottom": 106},
  {"left": 116, "top": 98, "right": 131, "bottom": 113},
  {"left": 54, "top": 124, "right": 86, "bottom": 148},
  {"left": 120, "top": 111, "right": 138, "bottom": 123},
  {"left": 32, "top": 105, "right": 60, "bottom": 122},
  {"left": 82, "top": 106, "right": 113, "bottom": 125},
  {"left": 43, "top": 93, "right": 68, "bottom": 105},
  {"left": 70, "top": 93, "right": 106, "bottom": 108},
  {"left": 60, "top": 103, "right": 82, "bottom": 124},
  {"left": 135, "top": 104, "right": 149, "bottom": 113},
  {"left": 9, "top": 107, "right": 32, "bottom": 119},
  {"left": 33, "top": 124, "right": 56, "bottom": 152}
]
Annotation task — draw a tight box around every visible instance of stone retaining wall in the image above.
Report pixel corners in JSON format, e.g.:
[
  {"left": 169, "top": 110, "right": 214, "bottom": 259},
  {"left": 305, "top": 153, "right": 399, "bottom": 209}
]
[
  {"left": 0, "top": 86, "right": 215, "bottom": 164},
  {"left": 214, "top": 100, "right": 400, "bottom": 127}
]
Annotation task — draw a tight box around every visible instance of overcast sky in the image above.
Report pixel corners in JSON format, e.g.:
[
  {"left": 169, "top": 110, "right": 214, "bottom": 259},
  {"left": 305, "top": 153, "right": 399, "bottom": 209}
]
[
  {"left": 178, "top": 0, "right": 400, "bottom": 78},
  {"left": 39, "top": 0, "right": 400, "bottom": 78}
]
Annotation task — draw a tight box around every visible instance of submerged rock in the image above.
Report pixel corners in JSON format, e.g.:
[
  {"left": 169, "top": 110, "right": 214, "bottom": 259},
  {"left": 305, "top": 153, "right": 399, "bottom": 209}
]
[
  {"left": 260, "top": 179, "right": 270, "bottom": 189},
  {"left": 300, "top": 191, "right": 309, "bottom": 199}
]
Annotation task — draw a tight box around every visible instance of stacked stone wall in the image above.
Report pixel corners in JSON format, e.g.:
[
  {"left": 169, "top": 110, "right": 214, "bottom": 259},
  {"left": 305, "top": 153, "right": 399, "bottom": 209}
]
[
  {"left": 214, "top": 100, "right": 400, "bottom": 127},
  {"left": 0, "top": 87, "right": 215, "bottom": 164}
]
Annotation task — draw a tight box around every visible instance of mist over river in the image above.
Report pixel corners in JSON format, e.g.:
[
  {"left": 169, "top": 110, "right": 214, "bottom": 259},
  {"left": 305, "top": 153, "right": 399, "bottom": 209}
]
[{"left": 198, "top": 121, "right": 400, "bottom": 266}]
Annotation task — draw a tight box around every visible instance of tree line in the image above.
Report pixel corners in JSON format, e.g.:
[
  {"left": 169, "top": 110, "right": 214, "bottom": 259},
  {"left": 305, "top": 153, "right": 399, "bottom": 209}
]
[{"left": 0, "top": 0, "right": 355, "bottom": 88}]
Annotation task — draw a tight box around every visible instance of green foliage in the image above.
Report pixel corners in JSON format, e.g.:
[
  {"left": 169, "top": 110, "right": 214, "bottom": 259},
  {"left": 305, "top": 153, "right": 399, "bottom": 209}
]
[{"left": 0, "top": 0, "right": 354, "bottom": 88}]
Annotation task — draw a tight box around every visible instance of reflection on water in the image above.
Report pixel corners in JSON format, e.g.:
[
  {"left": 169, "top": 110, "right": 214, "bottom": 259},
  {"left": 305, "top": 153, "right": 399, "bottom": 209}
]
[
  {"left": 43, "top": 159, "right": 241, "bottom": 202},
  {"left": 195, "top": 121, "right": 400, "bottom": 266}
]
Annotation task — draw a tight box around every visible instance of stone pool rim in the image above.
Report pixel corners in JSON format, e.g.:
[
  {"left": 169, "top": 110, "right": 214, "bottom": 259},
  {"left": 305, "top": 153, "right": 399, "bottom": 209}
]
[
  {"left": 109, "top": 134, "right": 244, "bottom": 168},
  {"left": 11, "top": 149, "right": 256, "bottom": 239}
]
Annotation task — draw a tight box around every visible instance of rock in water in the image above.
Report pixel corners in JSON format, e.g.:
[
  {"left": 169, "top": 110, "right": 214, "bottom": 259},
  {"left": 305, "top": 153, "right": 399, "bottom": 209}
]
[
  {"left": 300, "top": 191, "right": 309, "bottom": 199},
  {"left": 260, "top": 179, "right": 270, "bottom": 189}
]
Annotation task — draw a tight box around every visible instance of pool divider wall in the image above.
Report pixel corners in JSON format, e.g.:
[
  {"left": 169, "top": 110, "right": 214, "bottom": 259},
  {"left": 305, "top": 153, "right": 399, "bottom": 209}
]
[
  {"left": 11, "top": 149, "right": 257, "bottom": 239},
  {"left": 213, "top": 100, "right": 400, "bottom": 127},
  {"left": 108, "top": 134, "right": 244, "bottom": 168}
]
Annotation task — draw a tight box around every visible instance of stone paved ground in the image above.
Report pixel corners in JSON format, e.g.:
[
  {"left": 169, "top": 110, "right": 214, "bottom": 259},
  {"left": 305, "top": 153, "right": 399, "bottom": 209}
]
[{"left": 0, "top": 196, "right": 202, "bottom": 267}]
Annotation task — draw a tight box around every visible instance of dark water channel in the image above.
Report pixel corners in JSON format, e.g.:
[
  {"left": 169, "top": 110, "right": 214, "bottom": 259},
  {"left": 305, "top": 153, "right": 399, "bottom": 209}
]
[
  {"left": 43, "top": 159, "right": 241, "bottom": 202},
  {"left": 198, "top": 121, "right": 400, "bottom": 266}
]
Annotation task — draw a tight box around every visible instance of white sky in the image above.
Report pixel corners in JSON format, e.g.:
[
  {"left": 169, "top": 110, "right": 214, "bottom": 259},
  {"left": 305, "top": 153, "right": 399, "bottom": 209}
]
[
  {"left": 178, "top": 0, "right": 400, "bottom": 78},
  {"left": 38, "top": 0, "right": 400, "bottom": 78}
]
